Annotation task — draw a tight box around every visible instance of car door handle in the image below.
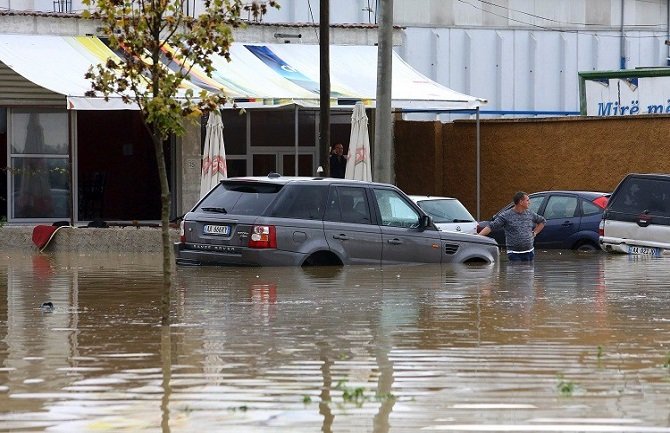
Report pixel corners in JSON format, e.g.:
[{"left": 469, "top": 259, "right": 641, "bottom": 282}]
[
  {"left": 387, "top": 238, "right": 403, "bottom": 245},
  {"left": 333, "top": 234, "right": 349, "bottom": 241},
  {"left": 561, "top": 221, "right": 573, "bottom": 227}
]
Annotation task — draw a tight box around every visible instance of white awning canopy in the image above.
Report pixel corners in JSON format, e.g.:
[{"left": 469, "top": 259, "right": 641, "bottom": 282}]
[{"left": 0, "top": 34, "right": 486, "bottom": 111}]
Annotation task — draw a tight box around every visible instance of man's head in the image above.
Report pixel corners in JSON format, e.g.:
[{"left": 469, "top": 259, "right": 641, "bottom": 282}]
[
  {"left": 333, "top": 143, "right": 344, "bottom": 155},
  {"left": 513, "top": 191, "right": 530, "bottom": 210}
]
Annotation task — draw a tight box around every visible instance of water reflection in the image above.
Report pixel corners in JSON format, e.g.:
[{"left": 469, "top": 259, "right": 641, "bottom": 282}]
[{"left": 0, "top": 251, "right": 669, "bottom": 432}]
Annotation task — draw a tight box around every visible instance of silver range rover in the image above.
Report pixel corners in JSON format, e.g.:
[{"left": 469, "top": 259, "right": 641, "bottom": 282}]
[{"left": 175, "top": 175, "right": 499, "bottom": 266}]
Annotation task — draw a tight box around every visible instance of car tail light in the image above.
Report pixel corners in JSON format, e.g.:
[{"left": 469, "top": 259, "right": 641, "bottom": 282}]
[
  {"left": 598, "top": 219, "right": 604, "bottom": 236},
  {"left": 179, "top": 220, "right": 185, "bottom": 243},
  {"left": 592, "top": 196, "right": 609, "bottom": 209},
  {"left": 248, "top": 225, "right": 277, "bottom": 249}
]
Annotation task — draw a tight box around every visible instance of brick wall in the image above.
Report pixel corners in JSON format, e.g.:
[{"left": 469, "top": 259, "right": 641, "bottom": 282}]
[{"left": 395, "top": 115, "right": 670, "bottom": 219}]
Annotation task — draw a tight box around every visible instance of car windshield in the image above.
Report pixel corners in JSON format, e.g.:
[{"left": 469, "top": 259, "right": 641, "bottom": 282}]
[
  {"left": 196, "top": 181, "right": 283, "bottom": 216},
  {"left": 416, "top": 199, "right": 474, "bottom": 223}
]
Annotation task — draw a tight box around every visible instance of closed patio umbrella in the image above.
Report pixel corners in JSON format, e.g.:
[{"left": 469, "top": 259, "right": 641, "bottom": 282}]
[
  {"left": 345, "top": 102, "right": 372, "bottom": 182},
  {"left": 200, "top": 111, "right": 227, "bottom": 198}
]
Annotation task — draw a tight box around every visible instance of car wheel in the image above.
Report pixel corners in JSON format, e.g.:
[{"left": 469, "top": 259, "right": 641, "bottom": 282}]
[
  {"left": 575, "top": 241, "right": 598, "bottom": 252},
  {"left": 302, "top": 251, "right": 343, "bottom": 266}
]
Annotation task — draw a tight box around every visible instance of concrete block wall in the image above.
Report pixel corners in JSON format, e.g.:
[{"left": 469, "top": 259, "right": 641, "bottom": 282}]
[{"left": 0, "top": 226, "right": 179, "bottom": 252}]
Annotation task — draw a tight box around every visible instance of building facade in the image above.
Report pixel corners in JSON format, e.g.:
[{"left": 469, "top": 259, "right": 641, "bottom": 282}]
[
  {"left": 0, "top": 12, "right": 394, "bottom": 224},
  {"left": 0, "top": 13, "right": 407, "bottom": 224}
]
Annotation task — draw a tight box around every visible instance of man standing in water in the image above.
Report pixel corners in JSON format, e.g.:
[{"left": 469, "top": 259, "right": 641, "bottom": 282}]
[{"left": 479, "top": 191, "right": 546, "bottom": 261}]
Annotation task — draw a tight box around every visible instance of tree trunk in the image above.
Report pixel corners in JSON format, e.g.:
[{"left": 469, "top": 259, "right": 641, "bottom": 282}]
[{"left": 152, "top": 133, "right": 173, "bottom": 326}]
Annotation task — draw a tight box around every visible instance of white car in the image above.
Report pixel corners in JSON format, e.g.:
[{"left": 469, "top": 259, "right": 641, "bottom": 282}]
[{"left": 409, "top": 195, "right": 478, "bottom": 234}]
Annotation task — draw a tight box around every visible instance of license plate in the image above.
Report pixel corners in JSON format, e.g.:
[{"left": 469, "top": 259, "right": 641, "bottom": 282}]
[
  {"left": 203, "top": 224, "right": 230, "bottom": 235},
  {"left": 628, "top": 245, "right": 660, "bottom": 256}
]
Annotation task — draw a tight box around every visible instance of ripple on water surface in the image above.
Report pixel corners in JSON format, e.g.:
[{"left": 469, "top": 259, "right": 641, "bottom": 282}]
[{"left": 0, "top": 251, "right": 669, "bottom": 431}]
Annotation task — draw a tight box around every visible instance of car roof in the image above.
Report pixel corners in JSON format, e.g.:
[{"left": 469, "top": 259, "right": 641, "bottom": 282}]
[
  {"left": 408, "top": 195, "right": 459, "bottom": 201},
  {"left": 622, "top": 173, "right": 670, "bottom": 180},
  {"left": 529, "top": 190, "right": 611, "bottom": 198},
  {"left": 220, "top": 174, "right": 391, "bottom": 187}
]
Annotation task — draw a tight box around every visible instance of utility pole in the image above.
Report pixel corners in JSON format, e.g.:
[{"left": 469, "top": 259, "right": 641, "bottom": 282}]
[
  {"left": 374, "top": 0, "right": 393, "bottom": 184},
  {"left": 319, "top": 0, "right": 330, "bottom": 176}
]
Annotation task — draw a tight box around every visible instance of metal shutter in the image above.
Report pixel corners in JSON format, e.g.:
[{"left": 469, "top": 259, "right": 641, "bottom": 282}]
[{"left": 0, "top": 61, "right": 65, "bottom": 107}]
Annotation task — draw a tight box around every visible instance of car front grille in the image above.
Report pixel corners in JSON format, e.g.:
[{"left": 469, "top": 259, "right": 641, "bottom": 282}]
[{"left": 444, "top": 243, "right": 459, "bottom": 255}]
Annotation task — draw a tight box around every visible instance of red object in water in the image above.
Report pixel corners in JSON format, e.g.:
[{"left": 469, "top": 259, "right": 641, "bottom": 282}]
[{"left": 32, "top": 225, "right": 68, "bottom": 252}]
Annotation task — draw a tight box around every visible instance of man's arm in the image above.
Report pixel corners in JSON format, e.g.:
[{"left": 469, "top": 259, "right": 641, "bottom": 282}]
[
  {"left": 533, "top": 222, "right": 545, "bottom": 237},
  {"left": 479, "top": 225, "right": 492, "bottom": 237}
]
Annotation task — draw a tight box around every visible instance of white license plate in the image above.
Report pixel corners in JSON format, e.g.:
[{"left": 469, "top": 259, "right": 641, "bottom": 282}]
[
  {"left": 628, "top": 246, "right": 660, "bottom": 256},
  {"left": 203, "top": 224, "right": 230, "bottom": 235}
]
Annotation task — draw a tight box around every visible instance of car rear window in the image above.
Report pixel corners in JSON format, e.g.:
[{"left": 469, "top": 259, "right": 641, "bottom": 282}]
[
  {"left": 582, "top": 198, "right": 604, "bottom": 216},
  {"left": 196, "top": 182, "right": 283, "bottom": 216},
  {"left": 609, "top": 176, "right": 670, "bottom": 216},
  {"left": 416, "top": 199, "right": 474, "bottom": 223}
]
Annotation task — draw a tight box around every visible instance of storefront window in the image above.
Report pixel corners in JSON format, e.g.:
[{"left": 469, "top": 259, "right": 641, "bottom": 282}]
[
  {"left": 250, "top": 110, "right": 294, "bottom": 147},
  {"left": 9, "top": 109, "right": 70, "bottom": 220},
  {"left": 221, "top": 110, "right": 247, "bottom": 155},
  {"left": 250, "top": 109, "right": 317, "bottom": 147},
  {"left": 12, "top": 157, "right": 70, "bottom": 219}
]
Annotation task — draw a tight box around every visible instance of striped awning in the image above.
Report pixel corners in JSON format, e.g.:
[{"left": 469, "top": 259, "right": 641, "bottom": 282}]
[{"left": 0, "top": 34, "right": 485, "bottom": 111}]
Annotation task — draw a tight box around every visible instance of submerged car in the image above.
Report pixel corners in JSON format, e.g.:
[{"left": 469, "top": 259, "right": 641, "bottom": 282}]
[
  {"left": 600, "top": 173, "right": 670, "bottom": 256},
  {"left": 175, "top": 175, "right": 499, "bottom": 266},
  {"left": 409, "top": 195, "right": 477, "bottom": 234},
  {"left": 480, "top": 190, "right": 610, "bottom": 251}
]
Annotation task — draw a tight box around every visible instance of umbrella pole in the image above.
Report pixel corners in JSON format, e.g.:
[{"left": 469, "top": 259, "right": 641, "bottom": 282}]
[
  {"left": 294, "top": 105, "right": 299, "bottom": 176},
  {"left": 68, "top": 110, "right": 75, "bottom": 225},
  {"left": 476, "top": 107, "right": 481, "bottom": 220}
]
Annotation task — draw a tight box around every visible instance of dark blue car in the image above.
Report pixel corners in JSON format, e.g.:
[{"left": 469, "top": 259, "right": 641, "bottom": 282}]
[{"left": 480, "top": 191, "right": 611, "bottom": 251}]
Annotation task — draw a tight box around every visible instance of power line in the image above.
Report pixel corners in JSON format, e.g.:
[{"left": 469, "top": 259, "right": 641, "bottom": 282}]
[{"left": 307, "top": 0, "right": 319, "bottom": 42}]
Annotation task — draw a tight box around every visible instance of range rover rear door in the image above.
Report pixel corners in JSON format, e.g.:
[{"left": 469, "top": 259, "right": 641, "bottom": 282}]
[{"left": 323, "top": 186, "right": 382, "bottom": 265}]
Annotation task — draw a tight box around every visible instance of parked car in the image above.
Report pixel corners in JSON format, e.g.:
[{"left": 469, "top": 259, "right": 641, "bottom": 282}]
[
  {"left": 480, "top": 190, "right": 610, "bottom": 251},
  {"left": 600, "top": 173, "right": 670, "bottom": 256},
  {"left": 409, "top": 195, "right": 477, "bottom": 234},
  {"left": 175, "top": 175, "right": 499, "bottom": 266}
]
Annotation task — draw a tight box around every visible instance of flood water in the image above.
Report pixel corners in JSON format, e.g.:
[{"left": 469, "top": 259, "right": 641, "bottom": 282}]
[{"left": 0, "top": 250, "right": 669, "bottom": 432}]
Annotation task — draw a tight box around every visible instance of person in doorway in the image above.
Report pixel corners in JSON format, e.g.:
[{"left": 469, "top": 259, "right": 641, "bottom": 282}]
[
  {"left": 329, "top": 143, "right": 347, "bottom": 178},
  {"left": 478, "top": 191, "right": 546, "bottom": 262}
]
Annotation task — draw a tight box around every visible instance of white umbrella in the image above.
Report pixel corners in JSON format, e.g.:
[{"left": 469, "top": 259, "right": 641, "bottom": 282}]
[
  {"left": 200, "top": 111, "right": 228, "bottom": 198},
  {"left": 345, "top": 102, "right": 372, "bottom": 181}
]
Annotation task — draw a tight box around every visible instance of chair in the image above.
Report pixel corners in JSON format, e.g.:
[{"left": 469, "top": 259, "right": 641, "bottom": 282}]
[
  {"left": 340, "top": 196, "right": 369, "bottom": 224},
  {"left": 79, "top": 172, "right": 106, "bottom": 220},
  {"left": 353, "top": 201, "right": 367, "bottom": 215}
]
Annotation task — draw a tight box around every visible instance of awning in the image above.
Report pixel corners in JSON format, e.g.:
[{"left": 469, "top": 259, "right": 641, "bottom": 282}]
[{"left": 0, "top": 34, "right": 486, "bottom": 111}]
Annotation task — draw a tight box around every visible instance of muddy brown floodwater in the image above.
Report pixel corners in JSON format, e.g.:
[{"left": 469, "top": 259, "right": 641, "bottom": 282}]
[{"left": 0, "top": 250, "right": 669, "bottom": 432}]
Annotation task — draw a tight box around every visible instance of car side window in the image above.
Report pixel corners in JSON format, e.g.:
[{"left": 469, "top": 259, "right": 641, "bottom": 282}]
[
  {"left": 544, "top": 196, "right": 578, "bottom": 219},
  {"left": 373, "top": 188, "right": 421, "bottom": 228},
  {"left": 270, "top": 185, "right": 327, "bottom": 220},
  {"left": 529, "top": 195, "right": 544, "bottom": 214},
  {"left": 324, "top": 186, "right": 372, "bottom": 224}
]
